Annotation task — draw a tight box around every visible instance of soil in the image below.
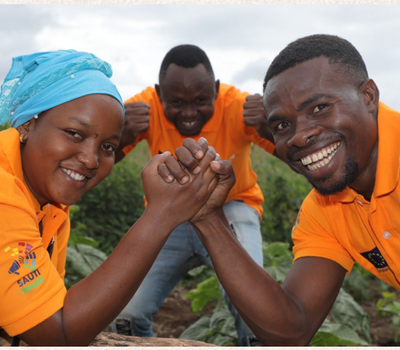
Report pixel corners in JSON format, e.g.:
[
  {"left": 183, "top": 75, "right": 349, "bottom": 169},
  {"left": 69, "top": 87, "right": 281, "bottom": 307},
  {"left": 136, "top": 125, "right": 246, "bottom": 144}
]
[{"left": 151, "top": 284, "right": 400, "bottom": 346}]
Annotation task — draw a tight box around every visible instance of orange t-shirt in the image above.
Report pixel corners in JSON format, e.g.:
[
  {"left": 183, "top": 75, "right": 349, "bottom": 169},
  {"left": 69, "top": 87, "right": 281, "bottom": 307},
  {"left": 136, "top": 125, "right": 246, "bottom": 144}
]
[
  {"left": 123, "top": 84, "right": 275, "bottom": 218},
  {"left": 292, "top": 103, "right": 400, "bottom": 290},
  {"left": 0, "top": 128, "right": 69, "bottom": 337}
]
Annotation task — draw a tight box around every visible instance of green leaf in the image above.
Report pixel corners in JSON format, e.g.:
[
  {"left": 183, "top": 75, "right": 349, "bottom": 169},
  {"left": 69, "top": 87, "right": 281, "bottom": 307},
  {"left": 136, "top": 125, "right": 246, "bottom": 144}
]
[
  {"left": 311, "top": 320, "right": 369, "bottom": 346},
  {"left": 186, "top": 276, "right": 222, "bottom": 313},
  {"left": 330, "top": 288, "right": 371, "bottom": 343},
  {"left": 66, "top": 244, "right": 107, "bottom": 277}
]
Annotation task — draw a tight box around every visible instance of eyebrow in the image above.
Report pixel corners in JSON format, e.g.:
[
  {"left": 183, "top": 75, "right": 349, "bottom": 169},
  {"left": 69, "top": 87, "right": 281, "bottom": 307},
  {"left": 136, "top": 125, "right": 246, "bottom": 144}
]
[
  {"left": 297, "top": 93, "right": 333, "bottom": 112},
  {"left": 266, "top": 93, "right": 335, "bottom": 126},
  {"left": 69, "top": 117, "right": 121, "bottom": 141}
]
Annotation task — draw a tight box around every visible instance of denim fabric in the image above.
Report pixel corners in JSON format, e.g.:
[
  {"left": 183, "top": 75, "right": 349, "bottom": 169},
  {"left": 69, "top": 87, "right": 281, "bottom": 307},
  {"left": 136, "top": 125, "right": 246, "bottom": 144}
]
[{"left": 113, "top": 200, "right": 263, "bottom": 346}]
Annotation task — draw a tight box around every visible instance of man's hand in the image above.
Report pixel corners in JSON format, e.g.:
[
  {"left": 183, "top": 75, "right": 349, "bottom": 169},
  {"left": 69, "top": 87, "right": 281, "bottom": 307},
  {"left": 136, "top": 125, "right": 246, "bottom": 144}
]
[
  {"left": 157, "top": 138, "right": 236, "bottom": 224},
  {"left": 243, "top": 93, "right": 274, "bottom": 143},
  {"left": 141, "top": 147, "right": 219, "bottom": 229},
  {"left": 115, "top": 101, "right": 151, "bottom": 162}
]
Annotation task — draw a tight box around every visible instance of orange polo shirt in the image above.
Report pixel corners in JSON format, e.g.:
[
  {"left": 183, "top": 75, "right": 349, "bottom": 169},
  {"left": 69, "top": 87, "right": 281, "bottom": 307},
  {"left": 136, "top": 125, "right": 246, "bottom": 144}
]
[
  {"left": 0, "top": 128, "right": 69, "bottom": 337},
  {"left": 292, "top": 103, "right": 400, "bottom": 290},
  {"left": 123, "top": 84, "right": 275, "bottom": 217}
]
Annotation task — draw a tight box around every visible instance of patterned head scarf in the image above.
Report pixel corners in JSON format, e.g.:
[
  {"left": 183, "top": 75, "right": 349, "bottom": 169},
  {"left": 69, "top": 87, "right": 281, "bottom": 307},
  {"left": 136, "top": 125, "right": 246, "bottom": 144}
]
[{"left": 0, "top": 49, "right": 124, "bottom": 127}]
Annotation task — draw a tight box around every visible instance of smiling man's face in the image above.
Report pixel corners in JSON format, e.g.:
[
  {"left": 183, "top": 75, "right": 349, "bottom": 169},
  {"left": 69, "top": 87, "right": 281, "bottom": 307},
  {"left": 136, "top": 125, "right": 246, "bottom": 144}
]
[
  {"left": 156, "top": 63, "right": 219, "bottom": 137},
  {"left": 264, "top": 56, "right": 379, "bottom": 197}
]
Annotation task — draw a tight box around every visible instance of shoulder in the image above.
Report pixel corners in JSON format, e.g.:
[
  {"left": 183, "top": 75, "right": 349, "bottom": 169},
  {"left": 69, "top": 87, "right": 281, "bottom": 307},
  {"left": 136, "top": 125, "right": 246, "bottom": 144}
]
[
  {"left": 218, "top": 83, "right": 248, "bottom": 103},
  {"left": 124, "top": 86, "right": 158, "bottom": 105}
]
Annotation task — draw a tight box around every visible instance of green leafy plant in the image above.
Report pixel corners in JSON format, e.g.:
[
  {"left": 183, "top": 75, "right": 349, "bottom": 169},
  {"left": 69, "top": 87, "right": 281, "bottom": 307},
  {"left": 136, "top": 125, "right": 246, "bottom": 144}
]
[
  {"left": 180, "top": 301, "right": 237, "bottom": 346},
  {"left": 0, "top": 122, "right": 10, "bottom": 132},
  {"left": 376, "top": 291, "right": 400, "bottom": 341},
  {"left": 186, "top": 276, "right": 222, "bottom": 313},
  {"left": 70, "top": 156, "right": 145, "bottom": 255},
  {"left": 342, "top": 262, "right": 377, "bottom": 301},
  {"left": 263, "top": 241, "right": 293, "bottom": 282},
  {"left": 311, "top": 288, "right": 371, "bottom": 345},
  {"left": 250, "top": 148, "right": 312, "bottom": 245},
  {"left": 65, "top": 243, "right": 108, "bottom": 289}
]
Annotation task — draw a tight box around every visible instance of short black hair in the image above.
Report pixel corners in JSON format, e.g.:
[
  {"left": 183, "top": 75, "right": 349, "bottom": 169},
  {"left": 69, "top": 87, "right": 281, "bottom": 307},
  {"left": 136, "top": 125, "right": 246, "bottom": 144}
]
[
  {"left": 263, "top": 34, "right": 369, "bottom": 91},
  {"left": 159, "top": 44, "right": 215, "bottom": 83}
]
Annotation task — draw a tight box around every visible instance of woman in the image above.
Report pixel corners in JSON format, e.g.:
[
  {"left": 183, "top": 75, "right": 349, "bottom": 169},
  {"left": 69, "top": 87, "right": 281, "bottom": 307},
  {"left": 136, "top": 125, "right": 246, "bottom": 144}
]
[{"left": 0, "top": 50, "right": 219, "bottom": 345}]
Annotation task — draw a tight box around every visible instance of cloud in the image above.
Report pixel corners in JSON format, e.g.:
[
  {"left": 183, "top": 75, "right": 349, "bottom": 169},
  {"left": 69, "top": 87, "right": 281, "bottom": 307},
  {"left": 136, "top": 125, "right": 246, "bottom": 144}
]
[{"left": 0, "top": 4, "right": 400, "bottom": 108}]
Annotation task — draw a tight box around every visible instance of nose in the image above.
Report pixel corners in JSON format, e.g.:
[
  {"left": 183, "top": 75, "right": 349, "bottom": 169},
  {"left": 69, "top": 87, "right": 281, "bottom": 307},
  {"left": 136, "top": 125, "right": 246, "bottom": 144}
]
[
  {"left": 287, "top": 120, "right": 320, "bottom": 148},
  {"left": 76, "top": 145, "right": 99, "bottom": 169},
  {"left": 181, "top": 105, "right": 196, "bottom": 118}
]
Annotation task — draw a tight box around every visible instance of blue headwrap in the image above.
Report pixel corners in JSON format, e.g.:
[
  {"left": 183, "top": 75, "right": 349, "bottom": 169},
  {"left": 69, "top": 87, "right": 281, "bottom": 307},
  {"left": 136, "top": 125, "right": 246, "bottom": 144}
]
[{"left": 0, "top": 49, "right": 124, "bottom": 127}]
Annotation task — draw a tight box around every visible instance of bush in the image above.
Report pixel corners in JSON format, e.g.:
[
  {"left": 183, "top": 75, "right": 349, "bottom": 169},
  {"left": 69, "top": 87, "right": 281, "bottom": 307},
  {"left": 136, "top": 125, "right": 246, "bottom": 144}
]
[
  {"left": 250, "top": 146, "right": 312, "bottom": 245},
  {"left": 0, "top": 122, "right": 10, "bottom": 132},
  {"left": 70, "top": 144, "right": 149, "bottom": 255}
]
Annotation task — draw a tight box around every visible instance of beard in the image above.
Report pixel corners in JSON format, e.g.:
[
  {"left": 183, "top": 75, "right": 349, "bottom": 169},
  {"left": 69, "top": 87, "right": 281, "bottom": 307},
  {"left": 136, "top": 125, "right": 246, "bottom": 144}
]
[{"left": 308, "top": 155, "right": 359, "bottom": 196}]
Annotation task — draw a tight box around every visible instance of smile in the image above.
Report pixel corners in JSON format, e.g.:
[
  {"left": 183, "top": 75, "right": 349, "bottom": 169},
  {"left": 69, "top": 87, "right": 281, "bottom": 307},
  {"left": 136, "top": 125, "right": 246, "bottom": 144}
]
[
  {"left": 182, "top": 121, "right": 196, "bottom": 127},
  {"left": 61, "top": 167, "right": 86, "bottom": 181},
  {"left": 301, "top": 142, "right": 341, "bottom": 171}
]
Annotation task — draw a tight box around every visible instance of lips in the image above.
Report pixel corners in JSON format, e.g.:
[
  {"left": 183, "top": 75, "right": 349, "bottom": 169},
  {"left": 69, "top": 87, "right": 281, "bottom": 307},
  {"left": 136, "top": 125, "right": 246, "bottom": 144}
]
[
  {"left": 300, "top": 142, "right": 341, "bottom": 171},
  {"left": 61, "top": 167, "right": 86, "bottom": 182}
]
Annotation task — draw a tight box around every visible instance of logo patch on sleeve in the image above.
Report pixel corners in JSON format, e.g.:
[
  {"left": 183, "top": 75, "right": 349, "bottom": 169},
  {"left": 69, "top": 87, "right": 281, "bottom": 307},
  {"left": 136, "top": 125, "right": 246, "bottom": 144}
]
[{"left": 360, "top": 247, "right": 388, "bottom": 269}]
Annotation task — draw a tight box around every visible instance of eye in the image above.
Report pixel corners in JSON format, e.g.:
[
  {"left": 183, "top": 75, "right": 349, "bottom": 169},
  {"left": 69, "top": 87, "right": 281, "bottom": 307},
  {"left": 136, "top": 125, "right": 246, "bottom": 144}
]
[
  {"left": 196, "top": 97, "right": 207, "bottom": 104},
  {"left": 312, "top": 104, "right": 327, "bottom": 114},
  {"left": 275, "top": 121, "right": 290, "bottom": 132},
  {"left": 102, "top": 143, "right": 116, "bottom": 153},
  {"left": 170, "top": 100, "right": 182, "bottom": 107},
  {"left": 65, "top": 130, "right": 82, "bottom": 139}
]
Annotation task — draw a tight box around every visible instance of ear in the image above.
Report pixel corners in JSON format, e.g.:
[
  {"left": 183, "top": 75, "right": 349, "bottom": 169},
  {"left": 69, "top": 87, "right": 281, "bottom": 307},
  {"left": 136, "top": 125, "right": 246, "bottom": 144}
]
[
  {"left": 361, "top": 79, "right": 380, "bottom": 115},
  {"left": 155, "top": 84, "right": 162, "bottom": 103},
  {"left": 214, "top": 80, "right": 220, "bottom": 100},
  {"left": 16, "top": 120, "right": 32, "bottom": 135}
]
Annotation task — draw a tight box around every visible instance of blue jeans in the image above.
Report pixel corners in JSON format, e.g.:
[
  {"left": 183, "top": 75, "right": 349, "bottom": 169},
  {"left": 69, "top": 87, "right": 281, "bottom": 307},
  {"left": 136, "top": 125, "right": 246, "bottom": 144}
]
[{"left": 113, "top": 200, "right": 263, "bottom": 346}]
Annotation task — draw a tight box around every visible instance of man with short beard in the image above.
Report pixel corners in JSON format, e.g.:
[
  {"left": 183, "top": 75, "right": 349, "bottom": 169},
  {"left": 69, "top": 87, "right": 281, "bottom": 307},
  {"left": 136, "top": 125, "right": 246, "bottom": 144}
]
[{"left": 168, "top": 34, "right": 400, "bottom": 345}]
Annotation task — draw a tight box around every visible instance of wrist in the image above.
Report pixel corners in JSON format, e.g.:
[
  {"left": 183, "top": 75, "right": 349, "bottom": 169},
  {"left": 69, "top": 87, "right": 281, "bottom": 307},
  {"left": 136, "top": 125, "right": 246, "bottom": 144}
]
[
  {"left": 143, "top": 205, "right": 182, "bottom": 233},
  {"left": 190, "top": 208, "right": 228, "bottom": 233}
]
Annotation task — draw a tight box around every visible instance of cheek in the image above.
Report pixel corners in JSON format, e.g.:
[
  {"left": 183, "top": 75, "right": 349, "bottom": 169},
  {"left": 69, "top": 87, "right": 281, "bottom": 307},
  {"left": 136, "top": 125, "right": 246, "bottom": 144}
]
[
  {"left": 273, "top": 138, "right": 288, "bottom": 159},
  {"left": 96, "top": 157, "right": 115, "bottom": 183},
  {"left": 202, "top": 105, "right": 215, "bottom": 120}
]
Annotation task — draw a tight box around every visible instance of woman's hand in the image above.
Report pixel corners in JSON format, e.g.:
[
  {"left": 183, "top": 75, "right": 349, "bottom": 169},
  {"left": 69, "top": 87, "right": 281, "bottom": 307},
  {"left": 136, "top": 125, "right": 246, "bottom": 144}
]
[{"left": 141, "top": 145, "right": 219, "bottom": 229}]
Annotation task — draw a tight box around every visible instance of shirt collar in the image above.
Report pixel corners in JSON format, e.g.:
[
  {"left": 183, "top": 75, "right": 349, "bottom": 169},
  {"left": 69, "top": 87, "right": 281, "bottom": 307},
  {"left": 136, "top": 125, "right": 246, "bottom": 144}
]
[{"left": 332, "top": 102, "right": 400, "bottom": 203}]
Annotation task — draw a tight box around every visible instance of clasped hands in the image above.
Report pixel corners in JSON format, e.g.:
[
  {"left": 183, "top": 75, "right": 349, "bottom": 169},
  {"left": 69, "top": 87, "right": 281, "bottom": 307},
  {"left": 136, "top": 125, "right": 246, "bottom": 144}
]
[{"left": 141, "top": 137, "right": 235, "bottom": 229}]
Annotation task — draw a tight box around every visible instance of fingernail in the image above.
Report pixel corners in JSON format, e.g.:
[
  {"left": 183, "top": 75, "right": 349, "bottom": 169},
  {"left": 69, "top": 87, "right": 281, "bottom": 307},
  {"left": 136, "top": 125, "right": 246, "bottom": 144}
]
[
  {"left": 193, "top": 166, "right": 201, "bottom": 174},
  {"left": 195, "top": 150, "right": 204, "bottom": 159},
  {"left": 166, "top": 175, "right": 174, "bottom": 182},
  {"left": 180, "top": 176, "right": 189, "bottom": 184}
]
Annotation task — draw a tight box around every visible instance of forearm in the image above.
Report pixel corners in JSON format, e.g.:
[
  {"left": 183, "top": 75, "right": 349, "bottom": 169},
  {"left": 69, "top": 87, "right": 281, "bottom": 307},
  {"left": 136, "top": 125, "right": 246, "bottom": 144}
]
[
  {"left": 191, "top": 211, "right": 312, "bottom": 345},
  {"left": 22, "top": 209, "right": 175, "bottom": 345}
]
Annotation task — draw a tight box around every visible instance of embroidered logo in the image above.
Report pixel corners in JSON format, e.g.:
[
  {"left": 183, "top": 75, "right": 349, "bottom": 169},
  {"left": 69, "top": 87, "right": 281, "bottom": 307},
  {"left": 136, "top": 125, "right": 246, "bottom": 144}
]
[
  {"left": 360, "top": 247, "right": 388, "bottom": 269},
  {"left": 4, "top": 242, "right": 46, "bottom": 295},
  {"left": 4, "top": 242, "right": 34, "bottom": 275}
]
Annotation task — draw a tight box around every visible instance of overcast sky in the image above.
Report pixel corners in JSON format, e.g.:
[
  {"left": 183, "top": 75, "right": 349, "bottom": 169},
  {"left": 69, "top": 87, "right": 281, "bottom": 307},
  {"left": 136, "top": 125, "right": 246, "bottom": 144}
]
[{"left": 1, "top": 4, "right": 399, "bottom": 110}]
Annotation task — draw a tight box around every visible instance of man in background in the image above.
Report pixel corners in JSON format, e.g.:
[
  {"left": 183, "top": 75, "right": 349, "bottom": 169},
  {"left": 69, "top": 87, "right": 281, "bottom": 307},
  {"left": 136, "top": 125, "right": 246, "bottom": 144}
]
[{"left": 113, "top": 44, "right": 275, "bottom": 346}]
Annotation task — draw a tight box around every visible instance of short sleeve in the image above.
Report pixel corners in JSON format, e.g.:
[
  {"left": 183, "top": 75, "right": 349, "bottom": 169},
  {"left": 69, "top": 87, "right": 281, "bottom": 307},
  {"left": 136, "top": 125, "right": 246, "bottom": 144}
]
[
  {"left": 0, "top": 173, "right": 67, "bottom": 337},
  {"left": 292, "top": 191, "right": 355, "bottom": 273}
]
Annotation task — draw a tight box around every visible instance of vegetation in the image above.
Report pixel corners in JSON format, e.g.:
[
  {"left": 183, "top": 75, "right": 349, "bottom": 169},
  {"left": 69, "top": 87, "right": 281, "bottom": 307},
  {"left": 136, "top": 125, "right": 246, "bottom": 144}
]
[{"left": 0, "top": 122, "right": 395, "bottom": 346}]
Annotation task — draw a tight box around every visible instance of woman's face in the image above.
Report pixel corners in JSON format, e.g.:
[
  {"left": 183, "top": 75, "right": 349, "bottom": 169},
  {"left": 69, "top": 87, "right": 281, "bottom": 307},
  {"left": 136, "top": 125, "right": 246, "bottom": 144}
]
[{"left": 18, "top": 94, "right": 124, "bottom": 206}]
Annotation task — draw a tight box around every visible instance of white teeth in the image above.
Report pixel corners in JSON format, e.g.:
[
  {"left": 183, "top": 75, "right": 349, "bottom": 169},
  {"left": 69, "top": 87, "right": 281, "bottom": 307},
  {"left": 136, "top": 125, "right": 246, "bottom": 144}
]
[
  {"left": 61, "top": 167, "right": 85, "bottom": 181},
  {"left": 183, "top": 121, "right": 196, "bottom": 126},
  {"left": 301, "top": 156, "right": 312, "bottom": 166},
  {"left": 300, "top": 142, "right": 341, "bottom": 171}
]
